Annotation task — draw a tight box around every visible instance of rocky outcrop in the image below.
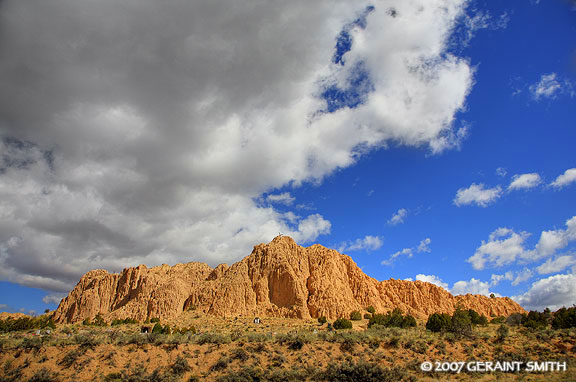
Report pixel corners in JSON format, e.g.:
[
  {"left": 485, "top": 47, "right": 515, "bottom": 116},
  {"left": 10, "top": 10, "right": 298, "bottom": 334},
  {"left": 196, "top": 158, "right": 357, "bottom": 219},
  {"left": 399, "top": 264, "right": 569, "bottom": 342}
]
[{"left": 53, "top": 236, "right": 525, "bottom": 323}]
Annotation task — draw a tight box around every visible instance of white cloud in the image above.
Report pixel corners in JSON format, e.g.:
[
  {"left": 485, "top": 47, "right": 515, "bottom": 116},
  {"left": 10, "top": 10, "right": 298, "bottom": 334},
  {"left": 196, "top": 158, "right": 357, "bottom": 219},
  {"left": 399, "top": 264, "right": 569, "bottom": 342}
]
[
  {"left": 266, "top": 192, "right": 295, "bottom": 206},
  {"left": 0, "top": 0, "right": 475, "bottom": 292},
  {"left": 514, "top": 274, "right": 576, "bottom": 311},
  {"left": 511, "top": 268, "right": 533, "bottom": 286},
  {"left": 42, "top": 293, "right": 67, "bottom": 305},
  {"left": 550, "top": 168, "right": 576, "bottom": 188},
  {"left": 467, "top": 228, "right": 530, "bottom": 270},
  {"left": 417, "top": 238, "right": 432, "bottom": 253},
  {"left": 339, "top": 235, "right": 383, "bottom": 252},
  {"left": 387, "top": 208, "right": 408, "bottom": 226},
  {"left": 490, "top": 272, "right": 513, "bottom": 286},
  {"left": 454, "top": 183, "right": 502, "bottom": 207},
  {"left": 382, "top": 247, "right": 413, "bottom": 265},
  {"left": 495, "top": 167, "right": 507, "bottom": 177},
  {"left": 382, "top": 237, "right": 430, "bottom": 265},
  {"left": 529, "top": 73, "right": 574, "bottom": 101},
  {"left": 536, "top": 255, "right": 576, "bottom": 274},
  {"left": 451, "top": 278, "right": 494, "bottom": 296},
  {"left": 0, "top": 304, "right": 8, "bottom": 312},
  {"left": 532, "top": 216, "right": 576, "bottom": 259},
  {"left": 508, "top": 173, "right": 541, "bottom": 190},
  {"left": 469, "top": 216, "right": 576, "bottom": 271},
  {"left": 415, "top": 274, "right": 448, "bottom": 289}
]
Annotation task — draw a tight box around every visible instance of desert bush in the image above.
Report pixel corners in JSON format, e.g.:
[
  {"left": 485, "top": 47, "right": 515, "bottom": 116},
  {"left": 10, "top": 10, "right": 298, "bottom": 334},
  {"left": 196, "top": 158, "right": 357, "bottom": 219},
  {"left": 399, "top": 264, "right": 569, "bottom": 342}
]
[
  {"left": 318, "top": 316, "right": 327, "bottom": 325},
  {"left": 27, "top": 368, "right": 59, "bottom": 382},
  {"left": 363, "top": 313, "right": 372, "bottom": 319},
  {"left": 426, "top": 313, "right": 451, "bottom": 332},
  {"left": 2, "top": 360, "right": 23, "bottom": 382},
  {"left": 451, "top": 308, "right": 472, "bottom": 335},
  {"left": 59, "top": 348, "right": 84, "bottom": 368},
  {"left": 216, "top": 366, "right": 263, "bottom": 382},
  {"left": 366, "top": 306, "right": 376, "bottom": 314},
  {"left": 0, "top": 316, "right": 56, "bottom": 333},
  {"left": 552, "top": 306, "right": 576, "bottom": 329},
  {"left": 230, "top": 347, "right": 250, "bottom": 361},
  {"left": 211, "top": 356, "right": 230, "bottom": 371},
  {"left": 319, "top": 360, "right": 412, "bottom": 382},
  {"left": 73, "top": 333, "right": 102, "bottom": 348},
  {"left": 490, "top": 316, "right": 505, "bottom": 324},
  {"left": 171, "top": 355, "right": 191, "bottom": 375},
  {"left": 19, "top": 336, "right": 43, "bottom": 350},
  {"left": 468, "top": 309, "right": 488, "bottom": 325},
  {"left": 522, "top": 310, "right": 549, "bottom": 329},
  {"left": 333, "top": 318, "right": 353, "bottom": 330},
  {"left": 350, "top": 311, "right": 362, "bottom": 321},
  {"left": 368, "top": 309, "right": 416, "bottom": 329},
  {"left": 195, "top": 333, "right": 231, "bottom": 345},
  {"left": 150, "top": 317, "right": 160, "bottom": 323},
  {"left": 506, "top": 313, "right": 525, "bottom": 326},
  {"left": 496, "top": 324, "right": 509, "bottom": 342},
  {"left": 111, "top": 318, "right": 139, "bottom": 326}
]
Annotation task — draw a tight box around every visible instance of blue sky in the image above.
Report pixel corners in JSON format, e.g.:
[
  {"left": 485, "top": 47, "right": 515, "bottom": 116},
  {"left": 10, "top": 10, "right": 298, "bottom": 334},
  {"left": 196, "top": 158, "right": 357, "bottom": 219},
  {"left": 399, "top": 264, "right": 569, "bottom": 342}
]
[{"left": 0, "top": 0, "right": 575, "bottom": 315}]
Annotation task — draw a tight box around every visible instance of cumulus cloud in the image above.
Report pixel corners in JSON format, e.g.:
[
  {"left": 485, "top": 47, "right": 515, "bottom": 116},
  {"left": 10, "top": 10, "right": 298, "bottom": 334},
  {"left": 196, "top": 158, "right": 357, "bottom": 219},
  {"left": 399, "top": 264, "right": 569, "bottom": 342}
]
[
  {"left": 387, "top": 208, "right": 408, "bottom": 226},
  {"left": 42, "top": 293, "right": 67, "bottom": 305},
  {"left": 339, "top": 235, "right": 383, "bottom": 252},
  {"left": 415, "top": 274, "right": 449, "bottom": 289},
  {"left": 514, "top": 274, "right": 576, "bottom": 311},
  {"left": 266, "top": 192, "right": 295, "bottom": 206},
  {"left": 508, "top": 173, "right": 541, "bottom": 190},
  {"left": 511, "top": 268, "right": 533, "bottom": 286},
  {"left": 381, "top": 237, "right": 431, "bottom": 265},
  {"left": 467, "top": 228, "right": 530, "bottom": 270},
  {"left": 529, "top": 73, "right": 574, "bottom": 101},
  {"left": 536, "top": 255, "right": 576, "bottom": 274},
  {"left": 417, "top": 238, "right": 432, "bottom": 253},
  {"left": 495, "top": 167, "right": 507, "bottom": 177},
  {"left": 468, "top": 216, "right": 576, "bottom": 271},
  {"left": 532, "top": 216, "right": 576, "bottom": 259},
  {"left": 453, "top": 183, "right": 502, "bottom": 207},
  {"left": 550, "top": 168, "right": 576, "bottom": 188},
  {"left": 451, "top": 278, "right": 494, "bottom": 296},
  {"left": 0, "top": 0, "right": 475, "bottom": 292}
]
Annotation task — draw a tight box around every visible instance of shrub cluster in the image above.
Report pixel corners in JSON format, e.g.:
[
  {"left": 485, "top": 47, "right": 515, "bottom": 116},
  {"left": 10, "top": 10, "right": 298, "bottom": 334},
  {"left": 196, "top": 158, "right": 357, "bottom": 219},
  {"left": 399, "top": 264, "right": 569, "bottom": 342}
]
[
  {"left": 349, "top": 311, "right": 362, "bottom": 321},
  {"left": 82, "top": 313, "right": 107, "bottom": 327},
  {"left": 111, "top": 318, "right": 139, "bottom": 326},
  {"left": 368, "top": 308, "right": 416, "bottom": 329},
  {"left": 552, "top": 306, "right": 576, "bottom": 329},
  {"left": 0, "top": 315, "right": 56, "bottom": 333},
  {"left": 333, "top": 318, "right": 353, "bottom": 330},
  {"left": 426, "top": 308, "right": 487, "bottom": 334}
]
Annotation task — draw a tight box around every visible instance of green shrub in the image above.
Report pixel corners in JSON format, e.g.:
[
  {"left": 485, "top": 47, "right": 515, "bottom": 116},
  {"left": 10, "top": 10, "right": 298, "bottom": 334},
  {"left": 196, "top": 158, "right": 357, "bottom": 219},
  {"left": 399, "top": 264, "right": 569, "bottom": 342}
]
[
  {"left": 552, "top": 306, "right": 576, "bottom": 329},
  {"left": 319, "top": 360, "right": 412, "bottom": 382},
  {"left": 451, "top": 308, "right": 472, "bottom": 335},
  {"left": 491, "top": 316, "right": 505, "bottom": 324},
  {"left": 318, "top": 316, "right": 327, "bottom": 325},
  {"left": 350, "top": 311, "right": 362, "bottom": 321},
  {"left": 426, "top": 313, "right": 451, "bottom": 332},
  {"left": 172, "top": 355, "right": 191, "bottom": 375},
  {"left": 522, "top": 310, "right": 548, "bottom": 329},
  {"left": 333, "top": 318, "right": 353, "bottom": 330},
  {"left": 401, "top": 315, "right": 416, "bottom": 328},
  {"left": 368, "top": 308, "right": 415, "bottom": 329},
  {"left": 211, "top": 357, "right": 230, "bottom": 371},
  {"left": 150, "top": 317, "right": 160, "bottom": 323},
  {"left": 366, "top": 306, "right": 376, "bottom": 314},
  {"left": 496, "top": 324, "right": 509, "bottom": 342},
  {"left": 28, "top": 367, "right": 59, "bottom": 382},
  {"left": 363, "top": 313, "right": 372, "bottom": 319}
]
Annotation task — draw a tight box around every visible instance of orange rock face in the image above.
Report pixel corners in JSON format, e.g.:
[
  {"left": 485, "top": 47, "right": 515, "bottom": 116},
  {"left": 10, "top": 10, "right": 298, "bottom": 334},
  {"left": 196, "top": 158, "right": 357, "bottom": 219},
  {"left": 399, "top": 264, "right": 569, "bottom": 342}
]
[{"left": 53, "top": 236, "right": 525, "bottom": 323}]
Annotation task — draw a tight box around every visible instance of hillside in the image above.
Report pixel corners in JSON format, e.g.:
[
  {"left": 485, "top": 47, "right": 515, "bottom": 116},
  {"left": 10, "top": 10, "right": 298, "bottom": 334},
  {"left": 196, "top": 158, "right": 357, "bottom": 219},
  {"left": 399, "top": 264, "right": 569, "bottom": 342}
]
[{"left": 53, "top": 236, "right": 524, "bottom": 323}]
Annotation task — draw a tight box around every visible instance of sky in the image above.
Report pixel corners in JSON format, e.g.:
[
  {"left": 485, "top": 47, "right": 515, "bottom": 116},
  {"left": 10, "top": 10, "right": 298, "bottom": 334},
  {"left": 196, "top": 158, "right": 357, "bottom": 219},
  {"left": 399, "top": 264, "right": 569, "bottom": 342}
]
[{"left": 0, "top": 0, "right": 575, "bottom": 315}]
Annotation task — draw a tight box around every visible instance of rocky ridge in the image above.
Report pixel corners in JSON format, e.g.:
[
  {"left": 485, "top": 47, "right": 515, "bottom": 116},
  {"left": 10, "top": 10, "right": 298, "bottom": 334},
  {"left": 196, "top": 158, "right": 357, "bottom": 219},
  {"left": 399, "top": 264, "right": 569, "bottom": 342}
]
[{"left": 53, "top": 236, "right": 525, "bottom": 323}]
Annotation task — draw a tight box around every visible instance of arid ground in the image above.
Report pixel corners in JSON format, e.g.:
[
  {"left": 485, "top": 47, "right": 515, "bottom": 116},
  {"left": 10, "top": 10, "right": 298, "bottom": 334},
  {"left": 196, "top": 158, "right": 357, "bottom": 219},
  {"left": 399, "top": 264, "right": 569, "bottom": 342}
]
[{"left": 1, "top": 311, "right": 574, "bottom": 382}]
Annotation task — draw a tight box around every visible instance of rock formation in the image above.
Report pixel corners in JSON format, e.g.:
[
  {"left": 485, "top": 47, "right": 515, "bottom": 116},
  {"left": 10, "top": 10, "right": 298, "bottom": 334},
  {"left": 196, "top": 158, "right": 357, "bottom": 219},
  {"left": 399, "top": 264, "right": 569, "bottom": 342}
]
[{"left": 53, "top": 236, "right": 525, "bottom": 323}]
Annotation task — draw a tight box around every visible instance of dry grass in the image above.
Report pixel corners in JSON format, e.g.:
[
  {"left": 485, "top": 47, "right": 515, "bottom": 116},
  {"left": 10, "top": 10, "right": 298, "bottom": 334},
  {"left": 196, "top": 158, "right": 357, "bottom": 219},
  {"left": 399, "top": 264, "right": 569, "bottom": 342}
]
[{"left": 0, "top": 316, "right": 574, "bottom": 381}]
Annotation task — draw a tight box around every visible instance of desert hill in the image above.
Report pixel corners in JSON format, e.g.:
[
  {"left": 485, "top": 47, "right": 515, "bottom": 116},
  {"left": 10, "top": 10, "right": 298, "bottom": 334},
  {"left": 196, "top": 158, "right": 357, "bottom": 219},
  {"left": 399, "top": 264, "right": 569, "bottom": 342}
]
[{"left": 53, "top": 236, "right": 524, "bottom": 323}]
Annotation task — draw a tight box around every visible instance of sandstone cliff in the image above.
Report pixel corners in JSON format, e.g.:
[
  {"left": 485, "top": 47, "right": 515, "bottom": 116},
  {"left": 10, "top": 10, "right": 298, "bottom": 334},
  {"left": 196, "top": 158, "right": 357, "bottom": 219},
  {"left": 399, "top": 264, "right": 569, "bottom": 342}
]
[{"left": 53, "top": 236, "right": 525, "bottom": 323}]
